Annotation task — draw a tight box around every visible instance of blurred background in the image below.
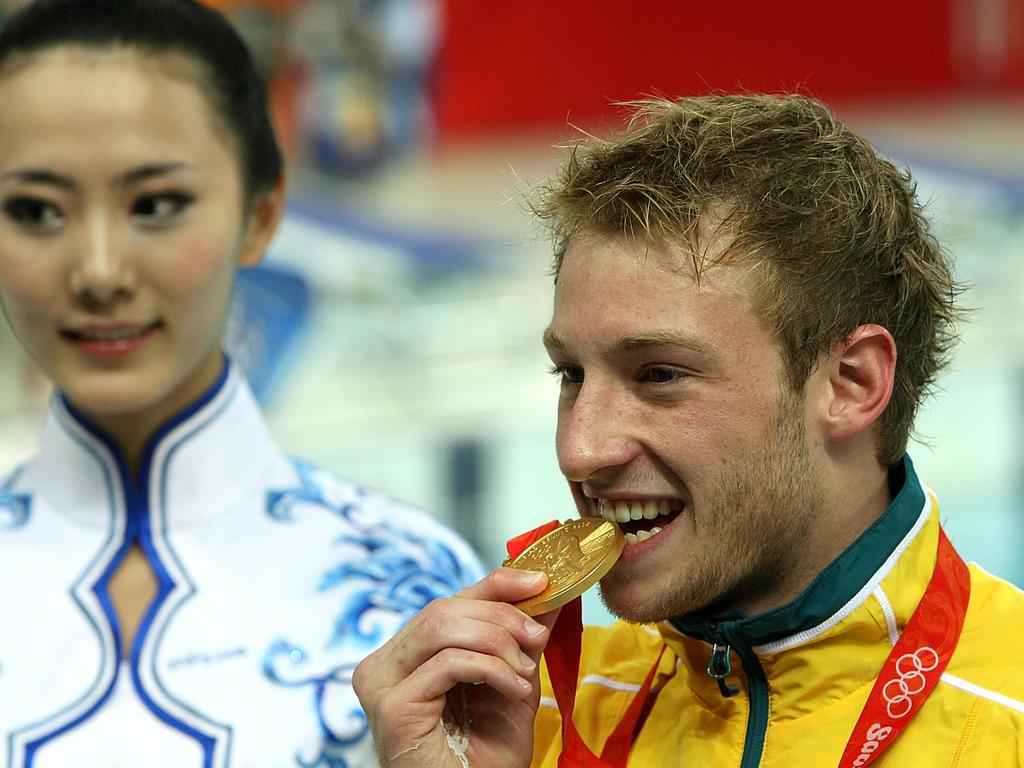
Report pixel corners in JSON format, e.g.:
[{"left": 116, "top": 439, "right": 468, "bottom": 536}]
[{"left": 0, "top": 0, "right": 1021, "bottom": 623}]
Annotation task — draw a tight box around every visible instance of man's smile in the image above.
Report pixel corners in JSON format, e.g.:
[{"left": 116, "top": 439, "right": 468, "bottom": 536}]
[{"left": 588, "top": 497, "right": 685, "bottom": 545}]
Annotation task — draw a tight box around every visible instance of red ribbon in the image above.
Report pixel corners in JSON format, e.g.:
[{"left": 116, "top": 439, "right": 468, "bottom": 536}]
[
  {"left": 506, "top": 520, "right": 561, "bottom": 560},
  {"left": 507, "top": 523, "right": 665, "bottom": 767},
  {"left": 838, "top": 527, "right": 970, "bottom": 767}
]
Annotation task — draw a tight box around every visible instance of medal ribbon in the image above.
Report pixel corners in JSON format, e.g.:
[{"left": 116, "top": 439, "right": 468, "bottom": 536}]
[
  {"left": 507, "top": 523, "right": 666, "bottom": 768},
  {"left": 510, "top": 522, "right": 969, "bottom": 767},
  {"left": 838, "top": 527, "right": 969, "bottom": 767}
]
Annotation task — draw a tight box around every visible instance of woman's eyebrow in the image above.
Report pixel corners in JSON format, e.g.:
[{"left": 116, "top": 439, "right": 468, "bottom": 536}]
[
  {"left": 0, "top": 168, "right": 75, "bottom": 189},
  {"left": 0, "top": 163, "right": 198, "bottom": 189},
  {"left": 117, "top": 162, "right": 197, "bottom": 186}
]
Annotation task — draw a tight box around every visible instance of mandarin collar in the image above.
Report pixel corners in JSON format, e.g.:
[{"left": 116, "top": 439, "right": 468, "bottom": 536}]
[{"left": 28, "top": 360, "right": 280, "bottom": 531}]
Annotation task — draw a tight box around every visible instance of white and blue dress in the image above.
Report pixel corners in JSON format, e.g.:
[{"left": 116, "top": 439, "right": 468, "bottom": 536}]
[{"left": 0, "top": 363, "right": 482, "bottom": 767}]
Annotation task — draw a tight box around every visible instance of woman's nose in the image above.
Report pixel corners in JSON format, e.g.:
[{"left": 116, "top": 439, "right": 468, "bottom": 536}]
[{"left": 67, "top": 214, "right": 135, "bottom": 305}]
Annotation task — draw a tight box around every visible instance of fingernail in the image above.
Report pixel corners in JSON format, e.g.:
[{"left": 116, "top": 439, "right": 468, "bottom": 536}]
[
  {"left": 520, "top": 651, "right": 536, "bottom": 672},
  {"left": 515, "top": 570, "right": 545, "bottom": 586},
  {"left": 517, "top": 675, "right": 532, "bottom": 690},
  {"left": 525, "top": 619, "right": 546, "bottom": 637}
]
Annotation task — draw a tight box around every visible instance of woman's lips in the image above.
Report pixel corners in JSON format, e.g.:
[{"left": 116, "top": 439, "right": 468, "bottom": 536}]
[{"left": 61, "top": 321, "right": 162, "bottom": 358}]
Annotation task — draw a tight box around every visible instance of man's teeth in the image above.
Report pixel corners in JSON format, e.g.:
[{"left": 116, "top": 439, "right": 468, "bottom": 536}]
[
  {"left": 624, "top": 527, "right": 663, "bottom": 546},
  {"left": 597, "top": 498, "right": 680, "bottom": 524},
  {"left": 595, "top": 498, "right": 681, "bottom": 546}
]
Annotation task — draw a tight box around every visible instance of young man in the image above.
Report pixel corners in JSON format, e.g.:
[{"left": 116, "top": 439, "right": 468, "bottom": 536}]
[{"left": 353, "top": 94, "right": 1024, "bottom": 766}]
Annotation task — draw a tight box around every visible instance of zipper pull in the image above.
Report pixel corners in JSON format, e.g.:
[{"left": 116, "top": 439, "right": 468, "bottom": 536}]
[{"left": 706, "top": 643, "right": 740, "bottom": 697}]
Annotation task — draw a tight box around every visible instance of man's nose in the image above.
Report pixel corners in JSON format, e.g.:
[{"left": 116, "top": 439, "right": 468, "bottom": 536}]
[
  {"left": 556, "top": 380, "right": 639, "bottom": 483},
  {"left": 67, "top": 214, "right": 135, "bottom": 305}
]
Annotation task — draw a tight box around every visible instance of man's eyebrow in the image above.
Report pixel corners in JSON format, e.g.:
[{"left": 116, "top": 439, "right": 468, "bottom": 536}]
[
  {"left": 542, "top": 328, "right": 714, "bottom": 356},
  {"left": 616, "top": 332, "right": 715, "bottom": 355},
  {"left": 542, "top": 327, "right": 568, "bottom": 352}
]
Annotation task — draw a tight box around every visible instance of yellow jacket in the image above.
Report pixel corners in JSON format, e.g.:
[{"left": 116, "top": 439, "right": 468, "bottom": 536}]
[{"left": 532, "top": 458, "right": 1024, "bottom": 767}]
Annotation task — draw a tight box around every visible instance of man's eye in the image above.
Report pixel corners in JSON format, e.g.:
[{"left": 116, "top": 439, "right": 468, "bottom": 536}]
[
  {"left": 3, "top": 197, "right": 65, "bottom": 230},
  {"left": 548, "top": 364, "right": 584, "bottom": 385},
  {"left": 641, "top": 366, "right": 687, "bottom": 384},
  {"left": 132, "top": 192, "right": 194, "bottom": 222}
]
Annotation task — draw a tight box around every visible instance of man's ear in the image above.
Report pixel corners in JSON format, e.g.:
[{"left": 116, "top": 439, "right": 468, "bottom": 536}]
[
  {"left": 815, "top": 324, "right": 897, "bottom": 442},
  {"left": 237, "top": 175, "right": 287, "bottom": 268}
]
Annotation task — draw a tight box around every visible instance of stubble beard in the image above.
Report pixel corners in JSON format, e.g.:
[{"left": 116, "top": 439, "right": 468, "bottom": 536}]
[{"left": 600, "top": 389, "right": 821, "bottom": 623}]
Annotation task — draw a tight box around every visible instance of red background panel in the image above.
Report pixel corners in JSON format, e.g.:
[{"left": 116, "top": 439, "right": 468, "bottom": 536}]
[{"left": 433, "top": 0, "right": 1020, "bottom": 137}]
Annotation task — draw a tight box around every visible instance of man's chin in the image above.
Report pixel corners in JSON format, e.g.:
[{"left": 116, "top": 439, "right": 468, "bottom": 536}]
[
  {"left": 598, "top": 584, "right": 692, "bottom": 625},
  {"left": 598, "top": 563, "right": 728, "bottom": 623}
]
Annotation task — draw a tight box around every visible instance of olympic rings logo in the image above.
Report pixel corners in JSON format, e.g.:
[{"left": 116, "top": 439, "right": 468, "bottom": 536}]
[{"left": 881, "top": 646, "right": 939, "bottom": 719}]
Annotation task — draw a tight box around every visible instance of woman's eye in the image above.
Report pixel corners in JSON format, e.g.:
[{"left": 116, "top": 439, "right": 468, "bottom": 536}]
[
  {"left": 548, "top": 364, "right": 584, "bottom": 385},
  {"left": 132, "top": 192, "right": 194, "bottom": 223},
  {"left": 3, "top": 197, "right": 65, "bottom": 231}
]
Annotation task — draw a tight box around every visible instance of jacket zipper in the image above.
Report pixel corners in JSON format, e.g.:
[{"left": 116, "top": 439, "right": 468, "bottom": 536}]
[
  {"left": 707, "top": 643, "right": 740, "bottom": 697},
  {"left": 706, "top": 630, "right": 770, "bottom": 768}
]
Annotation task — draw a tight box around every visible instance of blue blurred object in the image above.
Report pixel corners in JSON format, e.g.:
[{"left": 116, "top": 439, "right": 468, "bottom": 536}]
[
  {"left": 226, "top": 264, "right": 312, "bottom": 404},
  {"left": 285, "top": 195, "right": 492, "bottom": 281},
  {"left": 291, "top": 0, "right": 442, "bottom": 179}
]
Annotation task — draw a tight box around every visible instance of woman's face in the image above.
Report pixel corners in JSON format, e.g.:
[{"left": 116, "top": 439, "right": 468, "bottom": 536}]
[{"left": 0, "top": 46, "right": 281, "bottom": 429}]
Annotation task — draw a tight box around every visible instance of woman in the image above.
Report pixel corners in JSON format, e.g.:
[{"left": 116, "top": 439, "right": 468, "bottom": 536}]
[{"left": 0, "top": 1, "right": 481, "bottom": 765}]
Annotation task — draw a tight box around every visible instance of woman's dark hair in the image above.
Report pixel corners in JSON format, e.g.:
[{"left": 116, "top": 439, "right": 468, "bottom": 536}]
[{"left": 0, "top": 0, "right": 283, "bottom": 201}]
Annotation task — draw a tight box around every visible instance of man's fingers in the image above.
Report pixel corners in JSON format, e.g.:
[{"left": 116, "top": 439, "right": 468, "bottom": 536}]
[
  {"left": 360, "top": 598, "right": 550, "bottom": 689},
  {"left": 456, "top": 566, "right": 549, "bottom": 604},
  {"left": 411, "top": 614, "right": 541, "bottom": 675},
  {"left": 398, "top": 647, "right": 536, "bottom": 705},
  {"left": 522, "top": 605, "right": 561, "bottom": 666},
  {"left": 362, "top": 649, "right": 538, "bottom": 767},
  {"left": 354, "top": 567, "right": 560, "bottom": 767}
]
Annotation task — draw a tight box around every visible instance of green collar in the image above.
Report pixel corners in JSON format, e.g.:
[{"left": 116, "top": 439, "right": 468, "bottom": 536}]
[{"left": 669, "top": 455, "right": 925, "bottom": 648}]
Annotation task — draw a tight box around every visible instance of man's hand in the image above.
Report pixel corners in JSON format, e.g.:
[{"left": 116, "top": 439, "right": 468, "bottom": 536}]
[{"left": 353, "top": 567, "right": 558, "bottom": 767}]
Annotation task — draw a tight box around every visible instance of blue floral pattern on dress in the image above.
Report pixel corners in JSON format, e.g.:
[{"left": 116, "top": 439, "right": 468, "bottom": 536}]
[
  {"left": 263, "top": 459, "right": 477, "bottom": 767},
  {"left": 266, "top": 460, "right": 360, "bottom": 524},
  {"left": 0, "top": 466, "right": 31, "bottom": 530},
  {"left": 262, "top": 640, "right": 369, "bottom": 768},
  {"left": 318, "top": 528, "right": 471, "bottom": 648}
]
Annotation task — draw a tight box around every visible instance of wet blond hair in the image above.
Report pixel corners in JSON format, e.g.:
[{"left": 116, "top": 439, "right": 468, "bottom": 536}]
[{"left": 533, "top": 94, "right": 964, "bottom": 466}]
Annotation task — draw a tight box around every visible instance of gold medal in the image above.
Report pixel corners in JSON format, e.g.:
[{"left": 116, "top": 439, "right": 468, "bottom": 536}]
[{"left": 503, "top": 518, "right": 624, "bottom": 616}]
